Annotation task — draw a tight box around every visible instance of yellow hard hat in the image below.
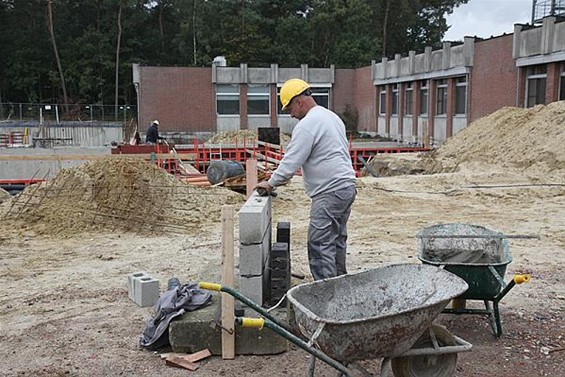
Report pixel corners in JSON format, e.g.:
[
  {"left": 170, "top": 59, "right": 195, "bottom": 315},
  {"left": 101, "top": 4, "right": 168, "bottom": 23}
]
[{"left": 280, "top": 78, "right": 310, "bottom": 110}]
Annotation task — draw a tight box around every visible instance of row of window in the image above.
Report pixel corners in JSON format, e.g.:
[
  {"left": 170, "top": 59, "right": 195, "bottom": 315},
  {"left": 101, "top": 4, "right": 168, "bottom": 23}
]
[
  {"left": 379, "top": 77, "right": 468, "bottom": 117},
  {"left": 526, "top": 63, "right": 565, "bottom": 107},
  {"left": 215, "top": 64, "right": 565, "bottom": 116},
  {"left": 216, "top": 85, "right": 330, "bottom": 115}
]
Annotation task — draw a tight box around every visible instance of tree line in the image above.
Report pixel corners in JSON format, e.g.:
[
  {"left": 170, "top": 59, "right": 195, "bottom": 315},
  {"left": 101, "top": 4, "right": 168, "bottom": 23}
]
[{"left": 0, "top": 0, "right": 468, "bottom": 116}]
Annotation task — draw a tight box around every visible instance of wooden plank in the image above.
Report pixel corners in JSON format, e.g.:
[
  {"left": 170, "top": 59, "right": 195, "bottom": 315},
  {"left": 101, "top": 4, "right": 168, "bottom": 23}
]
[
  {"left": 221, "top": 206, "right": 235, "bottom": 359},
  {"left": 165, "top": 356, "right": 199, "bottom": 371},
  {"left": 182, "top": 349, "right": 212, "bottom": 363},
  {"left": 246, "top": 150, "right": 281, "bottom": 165},
  {"left": 246, "top": 158, "right": 258, "bottom": 199},
  {"left": 0, "top": 153, "right": 197, "bottom": 161},
  {"left": 257, "top": 140, "right": 282, "bottom": 150}
]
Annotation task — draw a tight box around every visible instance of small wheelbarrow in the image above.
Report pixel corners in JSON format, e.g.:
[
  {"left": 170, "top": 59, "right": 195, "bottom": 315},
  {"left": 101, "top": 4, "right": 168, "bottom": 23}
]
[
  {"left": 200, "top": 263, "right": 472, "bottom": 376},
  {"left": 417, "top": 223, "right": 532, "bottom": 337}
]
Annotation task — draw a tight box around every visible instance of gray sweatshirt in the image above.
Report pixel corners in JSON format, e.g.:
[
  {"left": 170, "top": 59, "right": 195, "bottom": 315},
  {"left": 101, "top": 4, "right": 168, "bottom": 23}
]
[{"left": 268, "top": 106, "right": 356, "bottom": 198}]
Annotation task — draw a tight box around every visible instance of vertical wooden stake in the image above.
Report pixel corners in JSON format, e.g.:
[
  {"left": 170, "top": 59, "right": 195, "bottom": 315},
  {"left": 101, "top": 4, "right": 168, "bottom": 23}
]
[
  {"left": 221, "top": 205, "right": 235, "bottom": 359},
  {"left": 423, "top": 120, "right": 430, "bottom": 149},
  {"left": 246, "top": 158, "right": 258, "bottom": 199}
]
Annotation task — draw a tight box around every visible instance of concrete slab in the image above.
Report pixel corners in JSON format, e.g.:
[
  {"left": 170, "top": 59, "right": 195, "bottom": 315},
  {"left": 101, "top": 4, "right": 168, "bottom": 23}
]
[{"left": 169, "top": 295, "right": 288, "bottom": 355}]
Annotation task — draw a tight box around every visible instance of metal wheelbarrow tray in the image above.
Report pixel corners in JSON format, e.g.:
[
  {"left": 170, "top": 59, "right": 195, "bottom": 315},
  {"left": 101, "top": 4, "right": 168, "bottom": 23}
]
[
  {"left": 417, "top": 223, "right": 531, "bottom": 337},
  {"left": 286, "top": 263, "right": 469, "bottom": 362}
]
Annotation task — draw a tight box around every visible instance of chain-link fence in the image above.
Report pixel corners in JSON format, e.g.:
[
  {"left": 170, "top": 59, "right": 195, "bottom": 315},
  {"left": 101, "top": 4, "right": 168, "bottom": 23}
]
[{"left": 0, "top": 103, "right": 136, "bottom": 123}]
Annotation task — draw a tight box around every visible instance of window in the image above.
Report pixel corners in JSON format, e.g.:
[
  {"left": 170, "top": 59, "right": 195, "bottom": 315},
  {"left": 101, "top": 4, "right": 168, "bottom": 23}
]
[
  {"left": 455, "top": 76, "right": 467, "bottom": 115},
  {"left": 379, "top": 87, "right": 386, "bottom": 115},
  {"left": 526, "top": 65, "right": 547, "bottom": 107},
  {"left": 391, "top": 84, "right": 399, "bottom": 115},
  {"left": 277, "top": 86, "right": 330, "bottom": 114},
  {"left": 559, "top": 63, "right": 565, "bottom": 101},
  {"left": 419, "top": 81, "right": 428, "bottom": 115},
  {"left": 311, "top": 87, "right": 330, "bottom": 109},
  {"left": 216, "top": 84, "right": 239, "bottom": 115},
  {"left": 247, "top": 85, "right": 270, "bottom": 115},
  {"left": 405, "top": 83, "right": 413, "bottom": 116},
  {"left": 436, "top": 79, "right": 447, "bottom": 115}
]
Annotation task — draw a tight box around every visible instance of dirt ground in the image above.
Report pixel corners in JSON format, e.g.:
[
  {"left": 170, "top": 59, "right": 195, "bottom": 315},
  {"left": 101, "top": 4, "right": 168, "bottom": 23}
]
[{"left": 1, "top": 103, "right": 564, "bottom": 376}]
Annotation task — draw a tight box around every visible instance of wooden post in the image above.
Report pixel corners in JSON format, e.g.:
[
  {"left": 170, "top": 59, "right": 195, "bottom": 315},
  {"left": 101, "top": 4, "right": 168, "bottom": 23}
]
[
  {"left": 221, "top": 205, "right": 235, "bottom": 359},
  {"left": 246, "top": 158, "right": 258, "bottom": 199},
  {"left": 423, "top": 120, "right": 430, "bottom": 148}
]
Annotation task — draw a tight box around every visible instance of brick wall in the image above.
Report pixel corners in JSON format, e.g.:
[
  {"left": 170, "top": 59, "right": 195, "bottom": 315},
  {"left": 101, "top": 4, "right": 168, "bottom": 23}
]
[
  {"left": 139, "top": 67, "right": 215, "bottom": 133},
  {"left": 353, "top": 66, "right": 376, "bottom": 133},
  {"left": 333, "top": 69, "right": 355, "bottom": 115},
  {"left": 469, "top": 35, "right": 517, "bottom": 123}
]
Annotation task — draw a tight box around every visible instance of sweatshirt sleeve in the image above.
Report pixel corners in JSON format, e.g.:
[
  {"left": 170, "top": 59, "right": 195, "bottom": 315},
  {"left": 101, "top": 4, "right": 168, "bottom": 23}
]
[{"left": 268, "top": 127, "right": 314, "bottom": 187}]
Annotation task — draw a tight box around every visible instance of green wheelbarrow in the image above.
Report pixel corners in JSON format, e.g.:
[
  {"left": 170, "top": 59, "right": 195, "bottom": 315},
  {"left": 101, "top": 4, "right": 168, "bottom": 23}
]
[
  {"left": 417, "top": 223, "right": 532, "bottom": 337},
  {"left": 201, "top": 264, "right": 473, "bottom": 377}
]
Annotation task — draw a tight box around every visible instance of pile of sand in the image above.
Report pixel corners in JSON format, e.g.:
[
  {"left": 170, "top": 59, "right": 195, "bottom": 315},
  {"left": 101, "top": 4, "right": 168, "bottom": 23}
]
[
  {"left": 369, "top": 102, "right": 565, "bottom": 176},
  {"left": 431, "top": 101, "right": 565, "bottom": 173},
  {"left": 206, "top": 130, "right": 291, "bottom": 144},
  {"left": 5, "top": 157, "right": 244, "bottom": 236},
  {"left": 0, "top": 188, "right": 11, "bottom": 204}
]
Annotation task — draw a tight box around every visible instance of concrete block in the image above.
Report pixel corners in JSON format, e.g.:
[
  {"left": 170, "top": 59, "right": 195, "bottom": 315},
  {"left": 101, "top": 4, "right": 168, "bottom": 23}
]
[
  {"left": 169, "top": 297, "right": 287, "bottom": 355},
  {"left": 240, "top": 275, "right": 265, "bottom": 306},
  {"left": 134, "top": 275, "right": 160, "bottom": 307},
  {"left": 126, "top": 271, "right": 148, "bottom": 301},
  {"left": 239, "top": 230, "right": 271, "bottom": 276},
  {"left": 239, "top": 195, "right": 271, "bottom": 244},
  {"left": 276, "top": 221, "right": 291, "bottom": 245}
]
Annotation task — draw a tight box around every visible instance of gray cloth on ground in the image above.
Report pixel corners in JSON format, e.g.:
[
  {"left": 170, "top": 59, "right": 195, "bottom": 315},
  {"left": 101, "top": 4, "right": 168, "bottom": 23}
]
[{"left": 139, "top": 282, "right": 212, "bottom": 350}]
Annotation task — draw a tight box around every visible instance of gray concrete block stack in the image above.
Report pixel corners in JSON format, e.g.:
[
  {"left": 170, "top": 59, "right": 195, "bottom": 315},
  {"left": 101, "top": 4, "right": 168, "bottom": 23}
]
[{"left": 238, "top": 191, "right": 272, "bottom": 306}]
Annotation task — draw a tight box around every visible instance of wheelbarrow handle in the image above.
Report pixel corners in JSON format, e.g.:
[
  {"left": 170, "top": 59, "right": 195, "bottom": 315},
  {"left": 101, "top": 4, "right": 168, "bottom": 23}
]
[
  {"left": 235, "top": 317, "right": 265, "bottom": 330},
  {"left": 514, "top": 274, "right": 531, "bottom": 284},
  {"left": 199, "top": 282, "right": 222, "bottom": 291}
]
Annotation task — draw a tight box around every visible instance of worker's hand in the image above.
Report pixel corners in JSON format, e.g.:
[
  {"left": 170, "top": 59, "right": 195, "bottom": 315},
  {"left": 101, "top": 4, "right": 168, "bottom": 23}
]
[{"left": 255, "top": 181, "right": 274, "bottom": 197}]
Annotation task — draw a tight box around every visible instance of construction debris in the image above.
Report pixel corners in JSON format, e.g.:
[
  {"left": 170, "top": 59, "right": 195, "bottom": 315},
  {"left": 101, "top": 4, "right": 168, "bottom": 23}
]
[{"left": 2, "top": 157, "right": 244, "bottom": 236}]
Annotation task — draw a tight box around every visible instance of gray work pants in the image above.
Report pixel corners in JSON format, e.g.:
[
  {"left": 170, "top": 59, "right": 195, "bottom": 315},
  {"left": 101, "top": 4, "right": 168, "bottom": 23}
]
[{"left": 308, "top": 185, "right": 356, "bottom": 280}]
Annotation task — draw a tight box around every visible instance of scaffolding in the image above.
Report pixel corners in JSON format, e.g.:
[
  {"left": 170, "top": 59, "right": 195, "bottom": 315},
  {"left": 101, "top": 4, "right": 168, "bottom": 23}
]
[{"left": 532, "top": 0, "right": 565, "bottom": 24}]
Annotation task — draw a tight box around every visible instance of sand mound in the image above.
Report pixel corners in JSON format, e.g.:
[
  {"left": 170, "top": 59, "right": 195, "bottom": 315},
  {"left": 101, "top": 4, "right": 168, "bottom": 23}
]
[
  {"left": 5, "top": 157, "right": 244, "bottom": 236},
  {"left": 206, "top": 130, "right": 291, "bottom": 144},
  {"left": 368, "top": 102, "right": 565, "bottom": 176},
  {"left": 432, "top": 101, "right": 565, "bottom": 172},
  {"left": 0, "top": 188, "right": 11, "bottom": 204}
]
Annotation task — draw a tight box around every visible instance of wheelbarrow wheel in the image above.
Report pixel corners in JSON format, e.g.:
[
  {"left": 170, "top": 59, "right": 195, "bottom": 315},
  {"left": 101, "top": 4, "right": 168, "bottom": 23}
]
[{"left": 390, "top": 325, "right": 457, "bottom": 377}]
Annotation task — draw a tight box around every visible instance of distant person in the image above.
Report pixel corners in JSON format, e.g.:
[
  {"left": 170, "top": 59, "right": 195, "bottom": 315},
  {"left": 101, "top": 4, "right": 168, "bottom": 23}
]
[
  {"left": 255, "top": 78, "right": 356, "bottom": 281},
  {"left": 146, "top": 120, "right": 164, "bottom": 144}
]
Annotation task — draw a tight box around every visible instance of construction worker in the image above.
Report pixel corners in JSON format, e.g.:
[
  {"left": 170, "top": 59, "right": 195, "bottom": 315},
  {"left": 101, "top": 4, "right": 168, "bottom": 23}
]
[
  {"left": 146, "top": 120, "right": 164, "bottom": 144},
  {"left": 255, "top": 78, "right": 356, "bottom": 281}
]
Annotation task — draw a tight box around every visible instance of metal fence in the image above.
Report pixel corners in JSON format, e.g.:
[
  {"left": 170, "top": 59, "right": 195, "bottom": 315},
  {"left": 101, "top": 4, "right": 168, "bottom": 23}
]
[{"left": 0, "top": 103, "right": 136, "bottom": 123}]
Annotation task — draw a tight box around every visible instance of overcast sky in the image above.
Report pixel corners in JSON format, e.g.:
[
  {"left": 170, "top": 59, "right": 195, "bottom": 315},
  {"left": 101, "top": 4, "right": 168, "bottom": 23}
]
[{"left": 444, "top": 0, "right": 533, "bottom": 41}]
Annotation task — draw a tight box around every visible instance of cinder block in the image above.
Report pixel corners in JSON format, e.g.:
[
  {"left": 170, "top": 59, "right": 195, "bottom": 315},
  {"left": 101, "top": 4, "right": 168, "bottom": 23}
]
[
  {"left": 276, "top": 222, "right": 291, "bottom": 245},
  {"left": 126, "top": 271, "right": 148, "bottom": 301},
  {"left": 240, "top": 275, "right": 265, "bottom": 306},
  {"left": 134, "top": 276, "right": 160, "bottom": 307},
  {"left": 239, "top": 196, "right": 272, "bottom": 245},
  {"left": 240, "top": 230, "right": 271, "bottom": 276}
]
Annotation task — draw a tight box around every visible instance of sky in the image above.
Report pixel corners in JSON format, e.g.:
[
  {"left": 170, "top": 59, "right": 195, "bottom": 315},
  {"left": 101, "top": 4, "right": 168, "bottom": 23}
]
[{"left": 444, "top": 0, "right": 534, "bottom": 41}]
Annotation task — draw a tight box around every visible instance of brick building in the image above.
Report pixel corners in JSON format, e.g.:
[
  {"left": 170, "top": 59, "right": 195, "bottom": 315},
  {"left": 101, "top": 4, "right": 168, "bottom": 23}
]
[{"left": 133, "top": 16, "right": 565, "bottom": 144}]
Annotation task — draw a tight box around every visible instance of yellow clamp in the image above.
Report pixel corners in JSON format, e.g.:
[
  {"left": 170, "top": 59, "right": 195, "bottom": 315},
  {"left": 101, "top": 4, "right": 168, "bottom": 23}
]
[
  {"left": 199, "top": 282, "right": 222, "bottom": 291},
  {"left": 240, "top": 317, "right": 265, "bottom": 330},
  {"left": 514, "top": 274, "right": 531, "bottom": 284}
]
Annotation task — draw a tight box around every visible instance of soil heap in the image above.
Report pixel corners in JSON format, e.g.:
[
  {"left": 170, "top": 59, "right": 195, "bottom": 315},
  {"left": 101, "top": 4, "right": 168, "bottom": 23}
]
[
  {"left": 369, "top": 101, "right": 565, "bottom": 176},
  {"left": 0, "top": 188, "right": 11, "bottom": 204},
  {"left": 206, "top": 130, "right": 291, "bottom": 144},
  {"left": 4, "top": 157, "right": 244, "bottom": 236}
]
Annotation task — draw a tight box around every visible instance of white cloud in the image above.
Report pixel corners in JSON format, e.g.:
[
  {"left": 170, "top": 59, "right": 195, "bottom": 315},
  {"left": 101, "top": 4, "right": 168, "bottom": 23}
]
[{"left": 444, "top": 0, "right": 532, "bottom": 41}]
